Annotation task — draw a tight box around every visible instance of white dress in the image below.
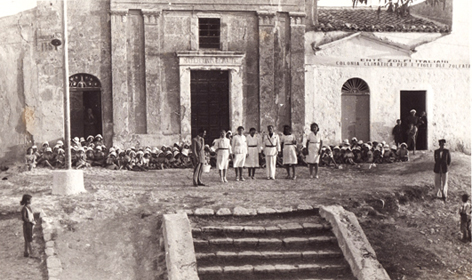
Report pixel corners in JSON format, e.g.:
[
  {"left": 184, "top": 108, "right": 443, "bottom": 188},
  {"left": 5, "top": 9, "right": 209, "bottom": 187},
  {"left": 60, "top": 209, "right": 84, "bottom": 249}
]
[
  {"left": 214, "top": 138, "right": 232, "bottom": 170},
  {"left": 306, "top": 132, "right": 321, "bottom": 164},
  {"left": 232, "top": 134, "right": 247, "bottom": 168},
  {"left": 245, "top": 135, "right": 261, "bottom": 168},
  {"left": 282, "top": 134, "right": 298, "bottom": 165}
]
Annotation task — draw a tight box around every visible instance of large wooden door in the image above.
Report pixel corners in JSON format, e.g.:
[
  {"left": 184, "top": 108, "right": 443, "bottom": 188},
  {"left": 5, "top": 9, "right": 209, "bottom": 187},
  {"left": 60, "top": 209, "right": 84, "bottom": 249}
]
[
  {"left": 191, "top": 70, "right": 230, "bottom": 144},
  {"left": 341, "top": 78, "right": 370, "bottom": 142}
]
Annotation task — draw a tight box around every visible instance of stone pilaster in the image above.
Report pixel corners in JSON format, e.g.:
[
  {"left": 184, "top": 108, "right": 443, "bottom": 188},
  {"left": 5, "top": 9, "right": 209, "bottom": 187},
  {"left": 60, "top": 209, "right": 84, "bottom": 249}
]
[
  {"left": 257, "top": 11, "right": 277, "bottom": 131},
  {"left": 229, "top": 68, "right": 244, "bottom": 132},
  {"left": 110, "top": 10, "right": 129, "bottom": 139},
  {"left": 179, "top": 67, "right": 192, "bottom": 143},
  {"left": 289, "top": 12, "right": 306, "bottom": 140},
  {"left": 143, "top": 10, "right": 161, "bottom": 134}
]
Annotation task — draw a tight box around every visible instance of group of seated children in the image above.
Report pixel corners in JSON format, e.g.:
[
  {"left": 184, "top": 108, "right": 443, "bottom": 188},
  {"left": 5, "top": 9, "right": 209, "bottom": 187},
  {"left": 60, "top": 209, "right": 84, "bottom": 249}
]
[
  {"left": 318, "top": 137, "right": 410, "bottom": 167},
  {"left": 26, "top": 134, "right": 410, "bottom": 172},
  {"left": 25, "top": 134, "right": 193, "bottom": 171}
]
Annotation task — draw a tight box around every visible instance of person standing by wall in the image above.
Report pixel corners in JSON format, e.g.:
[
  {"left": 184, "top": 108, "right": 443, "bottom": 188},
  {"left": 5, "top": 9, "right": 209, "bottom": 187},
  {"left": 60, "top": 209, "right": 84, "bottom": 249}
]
[
  {"left": 392, "top": 119, "right": 403, "bottom": 148},
  {"left": 192, "top": 128, "right": 207, "bottom": 187},
  {"left": 406, "top": 109, "right": 419, "bottom": 153},
  {"left": 232, "top": 126, "right": 247, "bottom": 181},
  {"left": 20, "top": 194, "right": 36, "bottom": 257},
  {"left": 306, "top": 123, "right": 322, "bottom": 179},
  {"left": 84, "top": 108, "right": 96, "bottom": 137},
  {"left": 263, "top": 125, "right": 280, "bottom": 180},
  {"left": 245, "top": 128, "right": 261, "bottom": 179},
  {"left": 417, "top": 111, "right": 428, "bottom": 150},
  {"left": 434, "top": 139, "right": 451, "bottom": 202}
]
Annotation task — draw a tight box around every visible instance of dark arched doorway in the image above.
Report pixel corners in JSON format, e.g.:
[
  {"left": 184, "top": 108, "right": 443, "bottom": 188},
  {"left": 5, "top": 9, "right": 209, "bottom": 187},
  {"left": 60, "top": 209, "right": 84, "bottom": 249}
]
[
  {"left": 69, "top": 73, "right": 102, "bottom": 139},
  {"left": 341, "top": 78, "right": 370, "bottom": 142}
]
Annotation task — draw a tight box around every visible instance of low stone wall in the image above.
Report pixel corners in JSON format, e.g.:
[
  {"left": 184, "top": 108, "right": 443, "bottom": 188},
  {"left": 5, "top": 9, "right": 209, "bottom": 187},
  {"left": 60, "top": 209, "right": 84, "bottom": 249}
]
[
  {"left": 162, "top": 213, "right": 199, "bottom": 280},
  {"left": 319, "top": 205, "right": 391, "bottom": 280}
]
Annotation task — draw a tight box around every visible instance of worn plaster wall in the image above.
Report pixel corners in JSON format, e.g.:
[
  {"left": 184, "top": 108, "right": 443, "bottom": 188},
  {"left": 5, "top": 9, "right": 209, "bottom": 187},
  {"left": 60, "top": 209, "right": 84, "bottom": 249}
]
[
  {"left": 0, "top": 10, "right": 37, "bottom": 163},
  {"left": 0, "top": 0, "right": 112, "bottom": 163},
  {"left": 305, "top": 30, "right": 470, "bottom": 152}
]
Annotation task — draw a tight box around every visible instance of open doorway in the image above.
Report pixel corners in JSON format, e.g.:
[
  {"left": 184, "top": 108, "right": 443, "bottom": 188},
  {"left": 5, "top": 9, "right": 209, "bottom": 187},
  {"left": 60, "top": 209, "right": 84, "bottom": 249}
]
[
  {"left": 191, "top": 70, "right": 230, "bottom": 144},
  {"left": 400, "top": 90, "right": 427, "bottom": 150},
  {"left": 69, "top": 74, "right": 103, "bottom": 139}
]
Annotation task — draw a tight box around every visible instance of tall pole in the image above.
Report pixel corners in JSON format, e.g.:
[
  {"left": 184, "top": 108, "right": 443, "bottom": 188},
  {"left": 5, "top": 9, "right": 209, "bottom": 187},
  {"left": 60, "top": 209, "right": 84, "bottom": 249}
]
[{"left": 62, "top": 0, "right": 71, "bottom": 169}]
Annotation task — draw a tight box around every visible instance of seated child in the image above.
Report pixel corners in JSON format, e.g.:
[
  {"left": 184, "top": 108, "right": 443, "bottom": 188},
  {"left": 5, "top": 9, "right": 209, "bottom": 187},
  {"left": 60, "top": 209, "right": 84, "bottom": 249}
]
[
  {"left": 361, "top": 144, "right": 373, "bottom": 163},
  {"left": 382, "top": 145, "right": 395, "bottom": 163},
  {"left": 92, "top": 146, "right": 106, "bottom": 167},
  {"left": 25, "top": 147, "right": 36, "bottom": 171},
  {"left": 76, "top": 147, "right": 90, "bottom": 169},
  {"left": 105, "top": 152, "right": 119, "bottom": 170},
  {"left": 320, "top": 146, "right": 337, "bottom": 167},
  {"left": 133, "top": 151, "right": 147, "bottom": 171},
  {"left": 397, "top": 143, "right": 409, "bottom": 161},
  {"left": 37, "top": 147, "right": 54, "bottom": 169},
  {"left": 332, "top": 146, "right": 343, "bottom": 164},
  {"left": 352, "top": 146, "right": 363, "bottom": 163},
  {"left": 373, "top": 143, "right": 383, "bottom": 164},
  {"left": 343, "top": 147, "right": 355, "bottom": 165},
  {"left": 54, "top": 148, "right": 65, "bottom": 168}
]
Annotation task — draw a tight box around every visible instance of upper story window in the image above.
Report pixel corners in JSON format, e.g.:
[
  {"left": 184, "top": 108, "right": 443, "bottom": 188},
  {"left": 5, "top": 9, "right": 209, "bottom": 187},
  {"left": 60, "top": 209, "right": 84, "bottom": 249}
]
[{"left": 199, "top": 18, "right": 220, "bottom": 49}]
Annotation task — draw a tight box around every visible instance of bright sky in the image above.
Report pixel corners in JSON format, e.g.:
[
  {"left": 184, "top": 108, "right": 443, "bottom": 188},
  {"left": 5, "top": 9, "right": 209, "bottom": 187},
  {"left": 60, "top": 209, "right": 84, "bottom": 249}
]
[{"left": 0, "top": 0, "right": 37, "bottom": 18}]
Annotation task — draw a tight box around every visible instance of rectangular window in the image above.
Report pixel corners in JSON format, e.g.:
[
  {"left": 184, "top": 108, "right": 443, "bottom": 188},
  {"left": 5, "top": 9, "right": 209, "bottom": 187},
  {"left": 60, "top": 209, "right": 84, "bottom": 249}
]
[{"left": 199, "top": 18, "right": 220, "bottom": 49}]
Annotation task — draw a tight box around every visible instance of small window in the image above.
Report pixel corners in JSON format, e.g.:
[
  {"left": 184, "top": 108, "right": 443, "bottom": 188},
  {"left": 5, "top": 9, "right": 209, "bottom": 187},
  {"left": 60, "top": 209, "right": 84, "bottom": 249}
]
[{"left": 199, "top": 18, "right": 220, "bottom": 49}]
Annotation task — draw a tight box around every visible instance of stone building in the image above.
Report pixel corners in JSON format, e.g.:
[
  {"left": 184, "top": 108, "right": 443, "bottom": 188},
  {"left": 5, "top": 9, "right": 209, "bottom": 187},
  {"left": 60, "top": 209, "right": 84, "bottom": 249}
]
[
  {"left": 0, "top": 0, "right": 308, "bottom": 163},
  {"left": 0, "top": 0, "right": 470, "bottom": 163},
  {"left": 304, "top": 1, "right": 470, "bottom": 152}
]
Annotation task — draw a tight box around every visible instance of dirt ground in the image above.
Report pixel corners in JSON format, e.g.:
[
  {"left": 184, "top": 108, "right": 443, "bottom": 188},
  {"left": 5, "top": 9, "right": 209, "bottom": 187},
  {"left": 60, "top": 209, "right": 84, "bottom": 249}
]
[{"left": 0, "top": 151, "right": 470, "bottom": 280}]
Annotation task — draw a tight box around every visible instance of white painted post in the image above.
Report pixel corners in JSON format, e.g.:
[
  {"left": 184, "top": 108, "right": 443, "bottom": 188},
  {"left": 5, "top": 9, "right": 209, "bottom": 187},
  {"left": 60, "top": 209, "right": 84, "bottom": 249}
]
[{"left": 52, "top": 0, "right": 85, "bottom": 195}]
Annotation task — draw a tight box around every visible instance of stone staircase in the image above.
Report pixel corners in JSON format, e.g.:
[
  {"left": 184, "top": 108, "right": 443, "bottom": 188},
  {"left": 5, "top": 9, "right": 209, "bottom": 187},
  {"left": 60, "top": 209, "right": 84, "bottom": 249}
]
[{"left": 190, "top": 210, "right": 356, "bottom": 280}]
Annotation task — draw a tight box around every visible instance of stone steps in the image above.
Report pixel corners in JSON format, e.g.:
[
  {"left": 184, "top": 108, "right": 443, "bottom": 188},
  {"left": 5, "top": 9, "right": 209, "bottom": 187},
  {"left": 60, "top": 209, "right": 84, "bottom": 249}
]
[
  {"left": 197, "top": 263, "right": 353, "bottom": 280},
  {"left": 191, "top": 213, "right": 355, "bottom": 280},
  {"left": 196, "top": 250, "right": 344, "bottom": 266},
  {"left": 194, "top": 235, "right": 339, "bottom": 252}
]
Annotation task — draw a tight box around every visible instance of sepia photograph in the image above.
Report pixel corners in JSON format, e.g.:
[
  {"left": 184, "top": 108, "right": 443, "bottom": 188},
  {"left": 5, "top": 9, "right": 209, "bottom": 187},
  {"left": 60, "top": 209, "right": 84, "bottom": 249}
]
[{"left": 0, "top": 0, "right": 470, "bottom": 279}]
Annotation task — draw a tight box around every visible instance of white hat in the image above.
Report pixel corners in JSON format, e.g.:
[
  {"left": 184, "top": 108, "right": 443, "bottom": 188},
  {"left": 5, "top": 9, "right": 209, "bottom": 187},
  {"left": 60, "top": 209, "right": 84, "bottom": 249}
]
[
  {"left": 56, "top": 140, "right": 64, "bottom": 146},
  {"left": 410, "top": 109, "right": 416, "bottom": 113},
  {"left": 73, "top": 137, "right": 80, "bottom": 143},
  {"left": 45, "top": 147, "right": 52, "bottom": 152}
]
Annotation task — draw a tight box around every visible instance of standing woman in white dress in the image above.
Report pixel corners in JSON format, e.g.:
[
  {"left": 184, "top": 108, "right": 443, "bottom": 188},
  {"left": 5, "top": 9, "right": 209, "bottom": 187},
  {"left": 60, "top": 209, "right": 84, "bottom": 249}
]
[
  {"left": 306, "top": 123, "right": 323, "bottom": 179},
  {"left": 232, "top": 126, "right": 248, "bottom": 181},
  {"left": 282, "top": 125, "right": 298, "bottom": 180},
  {"left": 213, "top": 130, "right": 232, "bottom": 183},
  {"left": 245, "top": 128, "right": 261, "bottom": 179}
]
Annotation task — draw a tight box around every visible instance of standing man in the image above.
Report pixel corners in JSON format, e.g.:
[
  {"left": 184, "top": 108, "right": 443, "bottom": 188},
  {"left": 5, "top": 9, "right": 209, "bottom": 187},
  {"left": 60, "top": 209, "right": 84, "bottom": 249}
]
[
  {"left": 417, "top": 111, "right": 427, "bottom": 150},
  {"left": 406, "top": 109, "right": 419, "bottom": 154},
  {"left": 434, "top": 139, "right": 451, "bottom": 202},
  {"left": 263, "top": 125, "right": 281, "bottom": 180},
  {"left": 192, "top": 128, "right": 207, "bottom": 187}
]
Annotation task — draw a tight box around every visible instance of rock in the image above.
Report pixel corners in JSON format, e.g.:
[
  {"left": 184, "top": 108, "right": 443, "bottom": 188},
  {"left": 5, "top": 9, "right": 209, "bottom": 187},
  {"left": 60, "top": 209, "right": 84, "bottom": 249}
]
[
  {"left": 47, "top": 256, "right": 62, "bottom": 269},
  {"left": 46, "top": 241, "right": 55, "bottom": 248},
  {"left": 297, "top": 204, "right": 313, "bottom": 211},
  {"left": 233, "top": 206, "right": 250, "bottom": 216},
  {"left": 216, "top": 208, "right": 232, "bottom": 216},
  {"left": 45, "top": 247, "right": 55, "bottom": 256},
  {"left": 256, "top": 206, "right": 276, "bottom": 214},
  {"left": 194, "top": 208, "right": 214, "bottom": 216}
]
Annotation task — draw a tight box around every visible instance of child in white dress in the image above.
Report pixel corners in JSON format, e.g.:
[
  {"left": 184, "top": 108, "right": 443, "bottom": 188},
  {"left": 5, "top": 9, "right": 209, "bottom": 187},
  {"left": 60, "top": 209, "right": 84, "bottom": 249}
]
[
  {"left": 232, "top": 126, "right": 247, "bottom": 181},
  {"left": 282, "top": 125, "right": 298, "bottom": 180},
  {"left": 213, "top": 130, "right": 232, "bottom": 182},
  {"left": 245, "top": 128, "right": 261, "bottom": 179},
  {"left": 306, "top": 123, "right": 322, "bottom": 179}
]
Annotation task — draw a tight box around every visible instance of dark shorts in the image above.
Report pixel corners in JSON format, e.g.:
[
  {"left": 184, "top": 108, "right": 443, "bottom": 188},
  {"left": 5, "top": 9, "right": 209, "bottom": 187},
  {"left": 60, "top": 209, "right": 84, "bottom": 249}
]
[{"left": 23, "top": 222, "right": 33, "bottom": 242}]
